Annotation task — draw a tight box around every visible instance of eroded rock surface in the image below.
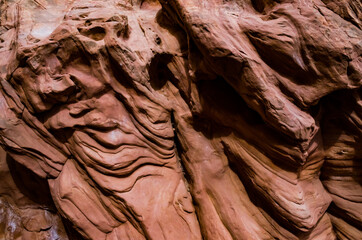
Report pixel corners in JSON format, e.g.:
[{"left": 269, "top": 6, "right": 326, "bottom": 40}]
[
  {"left": 0, "top": 147, "right": 71, "bottom": 240},
  {"left": 0, "top": 0, "right": 361, "bottom": 239}
]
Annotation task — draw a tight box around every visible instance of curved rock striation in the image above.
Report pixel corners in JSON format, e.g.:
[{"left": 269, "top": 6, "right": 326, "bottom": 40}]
[{"left": 0, "top": 0, "right": 361, "bottom": 239}]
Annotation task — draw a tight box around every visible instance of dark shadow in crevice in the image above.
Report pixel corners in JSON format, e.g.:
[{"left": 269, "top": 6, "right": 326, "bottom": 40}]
[
  {"left": 195, "top": 76, "right": 301, "bottom": 170},
  {"left": 6, "top": 154, "right": 85, "bottom": 239},
  {"left": 326, "top": 202, "right": 362, "bottom": 231},
  {"left": 319, "top": 88, "right": 362, "bottom": 186},
  {"left": 61, "top": 217, "right": 86, "bottom": 240},
  {"left": 7, "top": 154, "right": 55, "bottom": 208}
]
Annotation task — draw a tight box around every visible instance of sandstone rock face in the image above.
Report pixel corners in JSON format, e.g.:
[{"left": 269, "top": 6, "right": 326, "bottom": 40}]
[
  {"left": 0, "top": 147, "right": 71, "bottom": 240},
  {"left": 0, "top": 0, "right": 361, "bottom": 239}
]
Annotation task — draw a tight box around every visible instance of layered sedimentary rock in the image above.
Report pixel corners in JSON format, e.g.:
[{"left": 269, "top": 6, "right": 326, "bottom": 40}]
[{"left": 0, "top": 0, "right": 361, "bottom": 239}]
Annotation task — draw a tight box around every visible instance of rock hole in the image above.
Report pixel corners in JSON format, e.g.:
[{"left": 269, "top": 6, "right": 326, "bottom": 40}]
[
  {"left": 80, "top": 26, "right": 106, "bottom": 41},
  {"left": 84, "top": 19, "right": 92, "bottom": 26}
]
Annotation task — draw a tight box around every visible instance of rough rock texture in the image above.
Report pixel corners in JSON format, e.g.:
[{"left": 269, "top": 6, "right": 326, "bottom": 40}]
[
  {"left": 0, "top": 147, "right": 71, "bottom": 239},
  {"left": 0, "top": 0, "right": 361, "bottom": 239}
]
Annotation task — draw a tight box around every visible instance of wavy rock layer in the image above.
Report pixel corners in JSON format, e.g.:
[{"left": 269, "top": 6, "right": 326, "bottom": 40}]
[{"left": 0, "top": 0, "right": 361, "bottom": 239}]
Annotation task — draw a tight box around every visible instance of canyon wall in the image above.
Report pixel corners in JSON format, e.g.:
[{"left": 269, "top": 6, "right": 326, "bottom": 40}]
[{"left": 0, "top": 0, "right": 361, "bottom": 239}]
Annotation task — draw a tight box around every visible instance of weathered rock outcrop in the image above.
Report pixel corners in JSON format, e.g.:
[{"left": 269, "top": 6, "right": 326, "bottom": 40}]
[
  {"left": 0, "top": 0, "right": 361, "bottom": 239},
  {"left": 0, "top": 147, "right": 71, "bottom": 239}
]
